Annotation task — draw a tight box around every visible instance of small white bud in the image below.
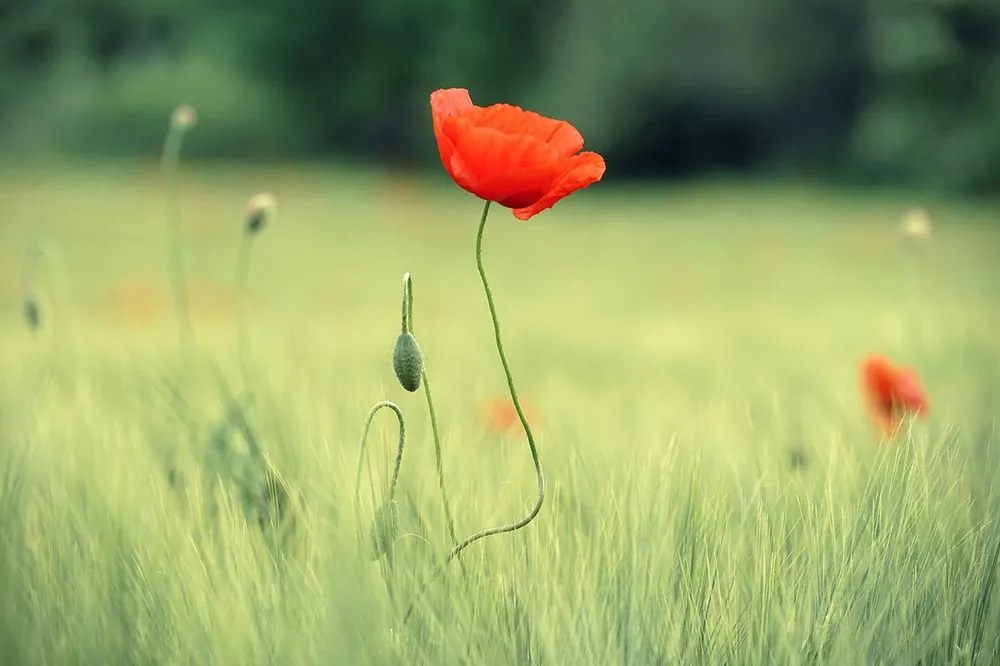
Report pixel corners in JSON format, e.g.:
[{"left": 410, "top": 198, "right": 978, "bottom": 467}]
[
  {"left": 901, "top": 207, "right": 932, "bottom": 241},
  {"left": 244, "top": 192, "right": 276, "bottom": 235},
  {"left": 170, "top": 104, "right": 198, "bottom": 132}
]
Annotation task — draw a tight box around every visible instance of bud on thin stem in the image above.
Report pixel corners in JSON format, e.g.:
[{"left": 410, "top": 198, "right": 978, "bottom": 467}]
[
  {"left": 393, "top": 272, "right": 424, "bottom": 391},
  {"left": 162, "top": 104, "right": 198, "bottom": 352}
]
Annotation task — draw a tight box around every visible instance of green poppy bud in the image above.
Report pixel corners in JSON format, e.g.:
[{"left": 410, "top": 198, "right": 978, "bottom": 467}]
[
  {"left": 392, "top": 332, "right": 424, "bottom": 392},
  {"left": 368, "top": 499, "right": 399, "bottom": 560},
  {"left": 23, "top": 294, "right": 40, "bottom": 332}
]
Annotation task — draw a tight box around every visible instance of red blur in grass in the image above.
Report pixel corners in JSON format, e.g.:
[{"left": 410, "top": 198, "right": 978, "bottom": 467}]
[
  {"left": 483, "top": 396, "right": 538, "bottom": 435},
  {"left": 860, "top": 355, "right": 929, "bottom": 438},
  {"left": 430, "top": 88, "right": 605, "bottom": 220}
]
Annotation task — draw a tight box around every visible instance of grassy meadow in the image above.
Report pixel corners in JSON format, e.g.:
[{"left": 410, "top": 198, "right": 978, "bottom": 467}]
[{"left": 1, "top": 162, "right": 999, "bottom": 664}]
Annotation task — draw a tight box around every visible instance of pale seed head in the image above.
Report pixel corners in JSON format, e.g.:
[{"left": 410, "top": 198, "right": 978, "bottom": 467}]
[
  {"left": 170, "top": 104, "right": 198, "bottom": 132},
  {"left": 901, "top": 207, "right": 932, "bottom": 241}
]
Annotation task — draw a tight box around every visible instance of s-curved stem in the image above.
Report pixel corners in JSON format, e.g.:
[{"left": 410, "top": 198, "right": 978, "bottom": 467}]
[{"left": 443, "top": 200, "right": 545, "bottom": 562}]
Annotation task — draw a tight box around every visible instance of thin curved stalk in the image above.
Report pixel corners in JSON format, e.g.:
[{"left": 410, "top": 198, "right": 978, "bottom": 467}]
[
  {"left": 354, "top": 401, "right": 406, "bottom": 514},
  {"left": 162, "top": 125, "right": 192, "bottom": 351},
  {"left": 236, "top": 232, "right": 253, "bottom": 389}
]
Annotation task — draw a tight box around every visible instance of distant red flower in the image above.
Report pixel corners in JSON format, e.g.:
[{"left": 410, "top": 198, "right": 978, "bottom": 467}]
[
  {"left": 484, "top": 396, "right": 538, "bottom": 434},
  {"left": 860, "top": 355, "right": 929, "bottom": 437},
  {"left": 430, "top": 88, "right": 606, "bottom": 220}
]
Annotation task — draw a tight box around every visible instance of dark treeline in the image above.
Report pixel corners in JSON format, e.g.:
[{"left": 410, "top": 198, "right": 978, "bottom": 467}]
[{"left": 1, "top": 0, "right": 998, "bottom": 191}]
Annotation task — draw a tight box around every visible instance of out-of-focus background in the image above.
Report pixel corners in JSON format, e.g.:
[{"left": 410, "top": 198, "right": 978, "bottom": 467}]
[
  {"left": 2, "top": 4, "right": 1000, "bottom": 664},
  {"left": 2, "top": 0, "right": 999, "bottom": 191}
]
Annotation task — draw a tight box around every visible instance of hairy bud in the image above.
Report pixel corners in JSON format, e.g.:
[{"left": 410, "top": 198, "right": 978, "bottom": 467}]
[
  {"left": 368, "top": 500, "right": 400, "bottom": 560},
  {"left": 392, "top": 332, "right": 424, "bottom": 392}
]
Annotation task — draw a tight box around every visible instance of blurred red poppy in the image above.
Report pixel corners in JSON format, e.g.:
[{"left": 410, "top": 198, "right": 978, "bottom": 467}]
[
  {"left": 484, "top": 396, "right": 538, "bottom": 434},
  {"left": 860, "top": 355, "right": 929, "bottom": 437},
  {"left": 430, "top": 88, "right": 606, "bottom": 220}
]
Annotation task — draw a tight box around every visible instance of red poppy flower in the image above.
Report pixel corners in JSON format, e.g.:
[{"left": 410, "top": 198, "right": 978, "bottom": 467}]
[
  {"left": 430, "top": 88, "right": 606, "bottom": 220},
  {"left": 860, "top": 355, "right": 929, "bottom": 437}
]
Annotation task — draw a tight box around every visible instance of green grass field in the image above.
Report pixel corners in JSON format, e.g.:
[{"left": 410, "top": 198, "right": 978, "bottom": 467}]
[{"left": 1, "top": 163, "right": 999, "bottom": 664}]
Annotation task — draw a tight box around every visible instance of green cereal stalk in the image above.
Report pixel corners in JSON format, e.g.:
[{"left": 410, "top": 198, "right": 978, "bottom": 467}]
[{"left": 162, "top": 105, "right": 197, "bottom": 351}]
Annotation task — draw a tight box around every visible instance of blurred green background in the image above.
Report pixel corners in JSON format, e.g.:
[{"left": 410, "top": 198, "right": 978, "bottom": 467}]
[{"left": 2, "top": 0, "right": 999, "bottom": 191}]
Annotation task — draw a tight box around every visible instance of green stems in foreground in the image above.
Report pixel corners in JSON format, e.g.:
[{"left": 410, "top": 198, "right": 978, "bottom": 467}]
[
  {"left": 162, "top": 105, "right": 197, "bottom": 351},
  {"left": 235, "top": 231, "right": 255, "bottom": 389},
  {"left": 400, "top": 272, "right": 460, "bottom": 546},
  {"left": 236, "top": 192, "right": 275, "bottom": 390},
  {"left": 355, "top": 401, "right": 406, "bottom": 560}
]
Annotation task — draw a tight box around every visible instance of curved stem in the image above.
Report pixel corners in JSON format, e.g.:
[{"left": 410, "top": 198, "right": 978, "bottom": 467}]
[
  {"left": 162, "top": 127, "right": 192, "bottom": 352},
  {"left": 448, "top": 200, "right": 545, "bottom": 557},
  {"left": 354, "top": 401, "right": 406, "bottom": 518},
  {"left": 405, "top": 200, "right": 545, "bottom": 620},
  {"left": 403, "top": 273, "right": 460, "bottom": 545},
  {"left": 236, "top": 233, "right": 253, "bottom": 389}
]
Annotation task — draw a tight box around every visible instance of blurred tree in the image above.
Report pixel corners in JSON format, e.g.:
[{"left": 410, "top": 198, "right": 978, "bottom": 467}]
[
  {"left": 852, "top": 0, "right": 1000, "bottom": 191},
  {"left": 530, "top": 0, "right": 868, "bottom": 177},
  {"left": 229, "top": 0, "right": 563, "bottom": 159},
  {"left": 0, "top": 0, "right": 996, "bottom": 191}
]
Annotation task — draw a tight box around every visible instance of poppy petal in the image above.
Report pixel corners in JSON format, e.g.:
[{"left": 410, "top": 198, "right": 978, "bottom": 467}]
[
  {"left": 512, "top": 152, "right": 606, "bottom": 220},
  {"left": 469, "top": 104, "right": 584, "bottom": 157},
  {"left": 431, "top": 90, "right": 476, "bottom": 182},
  {"left": 446, "top": 121, "right": 561, "bottom": 202}
]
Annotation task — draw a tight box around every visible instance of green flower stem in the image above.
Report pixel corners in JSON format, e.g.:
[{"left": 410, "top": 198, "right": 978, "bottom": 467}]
[
  {"left": 443, "top": 200, "right": 545, "bottom": 560},
  {"left": 236, "top": 232, "right": 253, "bottom": 389},
  {"left": 421, "top": 370, "right": 460, "bottom": 544},
  {"left": 401, "top": 273, "right": 460, "bottom": 546},
  {"left": 162, "top": 126, "right": 192, "bottom": 351},
  {"left": 405, "top": 201, "right": 545, "bottom": 620}
]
